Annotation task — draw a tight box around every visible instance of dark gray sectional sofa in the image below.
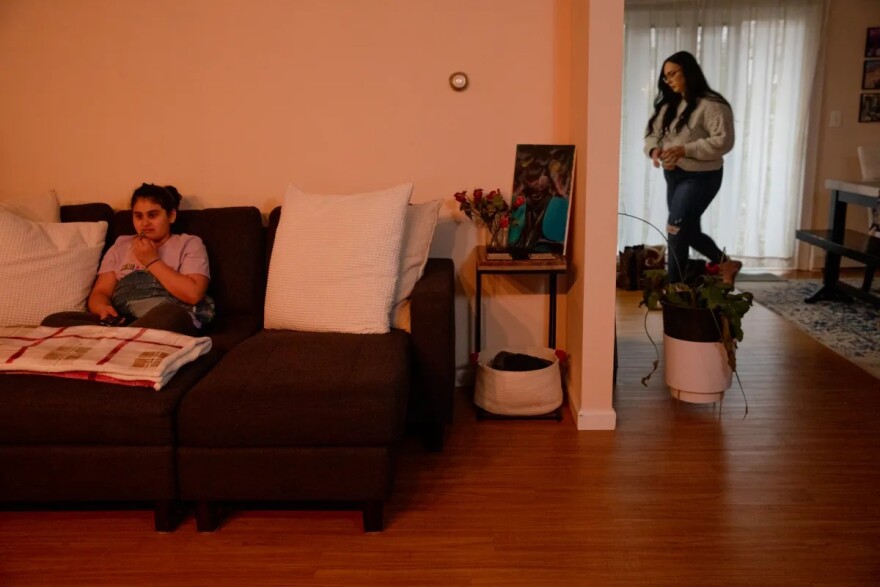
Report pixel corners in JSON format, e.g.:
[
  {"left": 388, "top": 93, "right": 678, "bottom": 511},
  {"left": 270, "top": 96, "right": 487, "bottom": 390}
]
[{"left": 0, "top": 202, "right": 454, "bottom": 532}]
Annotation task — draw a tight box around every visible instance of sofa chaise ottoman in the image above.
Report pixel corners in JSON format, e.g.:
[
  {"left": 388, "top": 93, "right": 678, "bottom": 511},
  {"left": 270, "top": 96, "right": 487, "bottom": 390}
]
[{"left": 175, "top": 206, "right": 455, "bottom": 532}]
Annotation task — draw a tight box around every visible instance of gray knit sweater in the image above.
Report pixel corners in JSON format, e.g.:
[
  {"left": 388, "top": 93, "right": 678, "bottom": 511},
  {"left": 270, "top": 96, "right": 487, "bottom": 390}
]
[{"left": 643, "top": 98, "right": 734, "bottom": 172}]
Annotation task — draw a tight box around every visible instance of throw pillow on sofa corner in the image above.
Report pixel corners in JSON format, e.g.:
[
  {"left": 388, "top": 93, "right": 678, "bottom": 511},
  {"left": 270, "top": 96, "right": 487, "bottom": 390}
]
[
  {"left": 0, "top": 208, "right": 107, "bottom": 327},
  {"left": 0, "top": 190, "right": 61, "bottom": 223},
  {"left": 264, "top": 183, "right": 412, "bottom": 334},
  {"left": 391, "top": 199, "right": 442, "bottom": 331}
]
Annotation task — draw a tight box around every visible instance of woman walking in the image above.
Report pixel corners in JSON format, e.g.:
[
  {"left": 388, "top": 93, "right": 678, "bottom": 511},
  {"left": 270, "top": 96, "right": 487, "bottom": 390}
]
[{"left": 644, "top": 50, "right": 741, "bottom": 285}]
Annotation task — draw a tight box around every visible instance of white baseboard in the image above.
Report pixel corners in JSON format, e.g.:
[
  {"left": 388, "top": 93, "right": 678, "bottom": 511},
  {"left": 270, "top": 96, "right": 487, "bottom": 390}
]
[{"left": 576, "top": 407, "right": 617, "bottom": 430}]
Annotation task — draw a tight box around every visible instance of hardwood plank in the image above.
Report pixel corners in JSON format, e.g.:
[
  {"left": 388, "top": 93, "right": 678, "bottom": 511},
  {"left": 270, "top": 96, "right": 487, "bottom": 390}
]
[{"left": 1, "top": 284, "right": 879, "bottom": 585}]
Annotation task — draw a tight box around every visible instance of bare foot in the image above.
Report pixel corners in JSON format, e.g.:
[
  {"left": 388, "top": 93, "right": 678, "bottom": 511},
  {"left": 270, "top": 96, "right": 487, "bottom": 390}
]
[{"left": 720, "top": 260, "right": 743, "bottom": 286}]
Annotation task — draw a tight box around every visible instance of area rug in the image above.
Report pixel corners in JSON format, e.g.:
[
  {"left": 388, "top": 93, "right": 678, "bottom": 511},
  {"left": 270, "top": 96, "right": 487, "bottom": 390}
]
[{"left": 744, "top": 279, "right": 880, "bottom": 379}]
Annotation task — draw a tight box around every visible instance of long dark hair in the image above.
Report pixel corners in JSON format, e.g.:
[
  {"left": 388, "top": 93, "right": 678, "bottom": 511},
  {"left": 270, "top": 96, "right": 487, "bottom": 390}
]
[
  {"left": 645, "top": 51, "right": 731, "bottom": 140},
  {"left": 131, "top": 183, "right": 182, "bottom": 213}
]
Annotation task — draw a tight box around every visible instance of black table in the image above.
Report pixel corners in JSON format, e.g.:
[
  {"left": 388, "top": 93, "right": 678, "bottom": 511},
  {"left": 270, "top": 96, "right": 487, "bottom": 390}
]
[
  {"left": 474, "top": 246, "right": 567, "bottom": 352},
  {"left": 795, "top": 179, "right": 880, "bottom": 307},
  {"left": 473, "top": 246, "right": 568, "bottom": 421}
]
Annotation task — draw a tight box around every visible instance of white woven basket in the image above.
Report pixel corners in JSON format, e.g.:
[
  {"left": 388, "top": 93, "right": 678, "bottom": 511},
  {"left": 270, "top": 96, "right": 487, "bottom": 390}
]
[{"left": 474, "top": 346, "right": 563, "bottom": 416}]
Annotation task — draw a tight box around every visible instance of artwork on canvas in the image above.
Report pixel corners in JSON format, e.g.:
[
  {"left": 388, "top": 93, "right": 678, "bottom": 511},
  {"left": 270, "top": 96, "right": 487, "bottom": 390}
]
[
  {"left": 863, "top": 59, "right": 880, "bottom": 90},
  {"left": 507, "top": 144, "right": 576, "bottom": 255},
  {"left": 859, "top": 93, "right": 880, "bottom": 123},
  {"left": 866, "top": 27, "right": 880, "bottom": 58}
]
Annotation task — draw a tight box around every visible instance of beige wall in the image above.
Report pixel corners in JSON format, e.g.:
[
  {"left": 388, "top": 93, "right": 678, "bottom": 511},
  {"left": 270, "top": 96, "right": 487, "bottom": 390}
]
[
  {"left": 807, "top": 0, "right": 880, "bottom": 267},
  {"left": 0, "top": 0, "right": 557, "bottom": 208},
  {"left": 0, "top": 0, "right": 576, "bottom": 382}
]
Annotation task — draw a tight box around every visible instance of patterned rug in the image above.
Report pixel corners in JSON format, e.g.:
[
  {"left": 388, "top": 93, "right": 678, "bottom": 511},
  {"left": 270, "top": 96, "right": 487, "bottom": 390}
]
[{"left": 744, "top": 279, "right": 880, "bottom": 379}]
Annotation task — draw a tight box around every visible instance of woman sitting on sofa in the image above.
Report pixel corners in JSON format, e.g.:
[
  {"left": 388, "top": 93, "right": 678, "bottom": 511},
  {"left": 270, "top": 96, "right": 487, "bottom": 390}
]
[{"left": 42, "top": 183, "right": 213, "bottom": 336}]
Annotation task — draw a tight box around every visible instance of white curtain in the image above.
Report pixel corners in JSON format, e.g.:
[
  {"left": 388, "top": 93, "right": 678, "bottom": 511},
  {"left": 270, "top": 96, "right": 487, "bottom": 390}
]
[{"left": 619, "top": 0, "right": 825, "bottom": 269}]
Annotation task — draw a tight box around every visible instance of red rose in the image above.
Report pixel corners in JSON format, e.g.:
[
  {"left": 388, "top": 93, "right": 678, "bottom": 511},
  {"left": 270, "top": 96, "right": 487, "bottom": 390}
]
[
  {"left": 454, "top": 192, "right": 466, "bottom": 203},
  {"left": 473, "top": 189, "right": 483, "bottom": 201},
  {"left": 514, "top": 196, "right": 525, "bottom": 208},
  {"left": 500, "top": 215, "right": 510, "bottom": 228}
]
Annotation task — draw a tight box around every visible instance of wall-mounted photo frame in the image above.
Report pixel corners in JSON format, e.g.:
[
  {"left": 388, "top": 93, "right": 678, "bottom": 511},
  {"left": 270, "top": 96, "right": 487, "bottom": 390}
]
[
  {"left": 859, "top": 93, "right": 880, "bottom": 123},
  {"left": 507, "top": 144, "right": 576, "bottom": 255},
  {"left": 867, "top": 27, "right": 880, "bottom": 58},
  {"left": 863, "top": 60, "right": 880, "bottom": 90}
]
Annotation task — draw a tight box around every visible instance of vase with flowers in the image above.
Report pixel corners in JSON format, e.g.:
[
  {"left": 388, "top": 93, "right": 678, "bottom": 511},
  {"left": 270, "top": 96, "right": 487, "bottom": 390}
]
[{"left": 454, "top": 188, "right": 525, "bottom": 252}]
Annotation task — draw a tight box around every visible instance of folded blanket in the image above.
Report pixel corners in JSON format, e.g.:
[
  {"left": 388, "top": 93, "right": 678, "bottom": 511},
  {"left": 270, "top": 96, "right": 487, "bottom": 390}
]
[{"left": 0, "top": 325, "right": 212, "bottom": 390}]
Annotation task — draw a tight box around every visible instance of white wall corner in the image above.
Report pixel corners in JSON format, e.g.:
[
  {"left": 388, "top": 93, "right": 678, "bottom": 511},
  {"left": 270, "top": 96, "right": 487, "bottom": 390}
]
[{"left": 577, "top": 407, "right": 617, "bottom": 430}]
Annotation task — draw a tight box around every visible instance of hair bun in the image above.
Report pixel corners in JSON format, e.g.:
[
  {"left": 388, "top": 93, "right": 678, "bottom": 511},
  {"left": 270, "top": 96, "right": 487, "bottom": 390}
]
[
  {"left": 164, "top": 185, "right": 182, "bottom": 207},
  {"left": 131, "top": 182, "right": 183, "bottom": 212}
]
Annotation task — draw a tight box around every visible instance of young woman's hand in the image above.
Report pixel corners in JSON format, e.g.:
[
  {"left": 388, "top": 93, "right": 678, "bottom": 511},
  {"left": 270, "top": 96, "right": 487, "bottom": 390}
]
[
  {"left": 651, "top": 148, "right": 664, "bottom": 168},
  {"left": 661, "top": 145, "right": 686, "bottom": 168},
  {"left": 131, "top": 235, "right": 160, "bottom": 267},
  {"left": 93, "top": 304, "right": 118, "bottom": 320},
  {"left": 87, "top": 272, "right": 120, "bottom": 319}
]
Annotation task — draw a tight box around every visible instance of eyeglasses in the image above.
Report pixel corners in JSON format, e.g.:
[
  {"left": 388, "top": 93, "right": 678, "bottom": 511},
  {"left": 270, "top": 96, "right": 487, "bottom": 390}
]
[{"left": 663, "top": 69, "right": 682, "bottom": 83}]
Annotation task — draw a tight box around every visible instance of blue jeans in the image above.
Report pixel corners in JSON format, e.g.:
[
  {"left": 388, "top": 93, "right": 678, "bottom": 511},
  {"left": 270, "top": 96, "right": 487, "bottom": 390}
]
[{"left": 664, "top": 167, "right": 725, "bottom": 283}]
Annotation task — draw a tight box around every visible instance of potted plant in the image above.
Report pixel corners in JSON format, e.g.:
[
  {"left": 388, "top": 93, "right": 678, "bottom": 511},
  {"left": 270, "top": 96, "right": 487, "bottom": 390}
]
[{"left": 640, "top": 268, "right": 754, "bottom": 403}]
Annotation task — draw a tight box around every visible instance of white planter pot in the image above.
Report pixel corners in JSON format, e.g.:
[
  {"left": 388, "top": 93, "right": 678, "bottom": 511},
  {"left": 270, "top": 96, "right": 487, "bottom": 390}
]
[
  {"left": 663, "top": 335, "right": 732, "bottom": 403},
  {"left": 662, "top": 304, "right": 733, "bottom": 404}
]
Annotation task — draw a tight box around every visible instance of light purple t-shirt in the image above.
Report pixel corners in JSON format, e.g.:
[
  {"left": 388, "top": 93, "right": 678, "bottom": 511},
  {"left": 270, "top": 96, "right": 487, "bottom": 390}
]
[{"left": 98, "top": 234, "right": 210, "bottom": 280}]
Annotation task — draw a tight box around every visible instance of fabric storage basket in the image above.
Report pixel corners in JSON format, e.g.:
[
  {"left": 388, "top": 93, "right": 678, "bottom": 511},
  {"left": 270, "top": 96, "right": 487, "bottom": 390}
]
[{"left": 474, "top": 346, "right": 563, "bottom": 416}]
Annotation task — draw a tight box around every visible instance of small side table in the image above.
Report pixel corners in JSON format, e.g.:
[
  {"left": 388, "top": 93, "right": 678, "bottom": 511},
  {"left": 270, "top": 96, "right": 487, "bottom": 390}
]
[
  {"left": 474, "top": 246, "right": 568, "bottom": 351},
  {"left": 474, "top": 246, "right": 568, "bottom": 421}
]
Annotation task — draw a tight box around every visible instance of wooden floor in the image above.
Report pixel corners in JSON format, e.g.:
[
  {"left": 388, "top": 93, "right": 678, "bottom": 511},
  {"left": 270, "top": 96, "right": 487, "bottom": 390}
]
[{"left": 2, "top": 284, "right": 880, "bottom": 585}]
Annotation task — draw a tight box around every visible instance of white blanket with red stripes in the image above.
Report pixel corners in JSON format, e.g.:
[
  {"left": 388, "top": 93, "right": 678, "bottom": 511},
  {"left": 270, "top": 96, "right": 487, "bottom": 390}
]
[{"left": 0, "top": 325, "right": 212, "bottom": 390}]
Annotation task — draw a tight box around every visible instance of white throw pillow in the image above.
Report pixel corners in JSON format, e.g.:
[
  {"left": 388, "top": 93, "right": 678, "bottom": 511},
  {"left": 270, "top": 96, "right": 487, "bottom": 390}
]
[
  {"left": 0, "top": 208, "right": 107, "bottom": 327},
  {"left": 391, "top": 200, "right": 442, "bottom": 331},
  {"left": 0, "top": 191, "right": 61, "bottom": 223},
  {"left": 264, "top": 183, "right": 412, "bottom": 333}
]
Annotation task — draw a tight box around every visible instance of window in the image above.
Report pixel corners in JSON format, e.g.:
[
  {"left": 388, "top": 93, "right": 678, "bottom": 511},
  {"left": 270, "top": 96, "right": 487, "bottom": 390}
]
[{"left": 619, "top": 0, "right": 824, "bottom": 269}]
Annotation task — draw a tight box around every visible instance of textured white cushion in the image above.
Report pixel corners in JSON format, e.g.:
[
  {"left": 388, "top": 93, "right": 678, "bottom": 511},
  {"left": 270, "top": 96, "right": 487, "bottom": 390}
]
[
  {"left": 0, "top": 208, "right": 107, "bottom": 327},
  {"left": 0, "top": 191, "right": 60, "bottom": 223},
  {"left": 264, "top": 183, "right": 412, "bottom": 333},
  {"left": 391, "top": 200, "right": 442, "bottom": 331}
]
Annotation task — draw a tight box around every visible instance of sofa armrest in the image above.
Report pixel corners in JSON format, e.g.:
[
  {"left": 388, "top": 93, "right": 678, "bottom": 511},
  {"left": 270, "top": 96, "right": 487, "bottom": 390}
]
[{"left": 408, "top": 258, "right": 455, "bottom": 450}]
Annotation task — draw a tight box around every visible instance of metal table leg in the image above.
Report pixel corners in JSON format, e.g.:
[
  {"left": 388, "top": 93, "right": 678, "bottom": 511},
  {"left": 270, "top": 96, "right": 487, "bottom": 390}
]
[
  {"left": 475, "top": 269, "right": 482, "bottom": 352},
  {"left": 548, "top": 273, "right": 557, "bottom": 348}
]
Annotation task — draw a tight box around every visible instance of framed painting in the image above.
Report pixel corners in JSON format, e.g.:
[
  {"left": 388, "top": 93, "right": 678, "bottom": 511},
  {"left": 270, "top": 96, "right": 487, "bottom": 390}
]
[
  {"left": 507, "top": 144, "right": 576, "bottom": 256},
  {"left": 866, "top": 26, "right": 880, "bottom": 58},
  {"left": 859, "top": 93, "right": 880, "bottom": 123},
  {"left": 862, "top": 59, "right": 880, "bottom": 90}
]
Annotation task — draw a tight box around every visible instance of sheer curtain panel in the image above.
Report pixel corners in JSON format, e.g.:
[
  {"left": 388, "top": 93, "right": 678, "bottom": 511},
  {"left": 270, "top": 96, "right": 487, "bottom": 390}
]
[{"left": 619, "top": 0, "right": 825, "bottom": 269}]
